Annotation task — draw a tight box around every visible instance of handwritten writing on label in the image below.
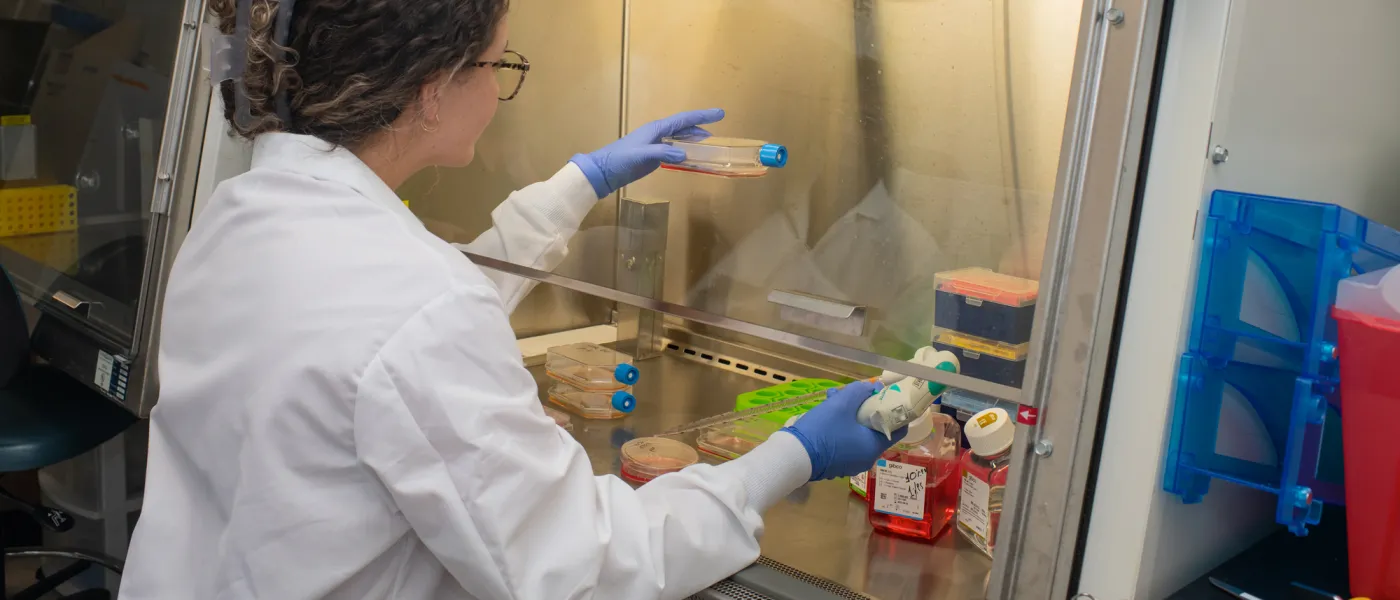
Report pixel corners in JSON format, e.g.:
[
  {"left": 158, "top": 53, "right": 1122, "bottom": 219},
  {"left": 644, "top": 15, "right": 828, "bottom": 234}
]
[{"left": 873, "top": 459, "right": 926, "bottom": 520}]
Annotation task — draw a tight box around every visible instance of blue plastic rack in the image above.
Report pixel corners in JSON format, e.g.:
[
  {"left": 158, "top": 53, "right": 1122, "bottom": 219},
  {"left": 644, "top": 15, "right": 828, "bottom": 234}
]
[{"left": 1164, "top": 191, "right": 1400, "bottom": 535}]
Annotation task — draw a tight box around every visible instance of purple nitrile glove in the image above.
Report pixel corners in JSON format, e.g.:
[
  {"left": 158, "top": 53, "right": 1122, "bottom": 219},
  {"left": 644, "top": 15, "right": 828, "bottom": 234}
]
[
  {"left": 781, "top": 380, "right": 907, "bottom": 482},
  {"left": 570, "top": 108, "right": 725, "bottom": 198}
]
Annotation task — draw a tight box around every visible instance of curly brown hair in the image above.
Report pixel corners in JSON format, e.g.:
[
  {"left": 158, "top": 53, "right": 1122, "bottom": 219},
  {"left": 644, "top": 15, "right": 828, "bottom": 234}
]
[{"left": 210, "top": 0, "right": 510, "bottom": 149}]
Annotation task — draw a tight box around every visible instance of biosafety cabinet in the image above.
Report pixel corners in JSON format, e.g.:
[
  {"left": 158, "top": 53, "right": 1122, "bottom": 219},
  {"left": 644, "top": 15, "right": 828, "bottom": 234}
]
[
  {"left": 7, "top": 0, "right": 1398, "bottom": 598},
  {"left": 402, "top": 1, "right": 1142, "bottom": 597}
]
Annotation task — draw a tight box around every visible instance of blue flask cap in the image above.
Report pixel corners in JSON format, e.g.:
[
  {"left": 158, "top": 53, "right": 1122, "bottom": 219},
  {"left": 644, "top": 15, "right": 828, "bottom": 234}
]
[
  {"left": 614, "top": 363, "right": 640, "bottom": 385},
  {"left": 611, "top": 391, "right": 637, "bottom": 413},
  {"left": 759, "top": 144, "right": 788, "bottom": 168}
]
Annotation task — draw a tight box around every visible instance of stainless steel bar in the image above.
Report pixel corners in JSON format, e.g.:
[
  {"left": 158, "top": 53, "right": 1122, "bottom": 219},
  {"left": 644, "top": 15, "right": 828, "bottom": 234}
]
[
  {"left": 615, "top": 197, "right": 669, "bottom": 360},
  {"left": 130, "top": 0, "right": 208, "bottom": 358},
  {"left": 988, "top": 1, "right": 1167, "bottom": 598},
  {"left": 134, "top": 0, "right": 214, "bottom": 414},
  {"left": 466, "top": 251, "right": 1025, "bottom": 403}
]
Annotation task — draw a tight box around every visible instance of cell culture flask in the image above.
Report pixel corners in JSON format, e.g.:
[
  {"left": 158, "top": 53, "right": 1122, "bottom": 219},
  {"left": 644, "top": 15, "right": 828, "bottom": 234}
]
[
  {"left": 661, "top": 135, "right": 788, "bottom": 178},
  {"left": 545, "top": 342, "right": 640, "bottom": 420}
]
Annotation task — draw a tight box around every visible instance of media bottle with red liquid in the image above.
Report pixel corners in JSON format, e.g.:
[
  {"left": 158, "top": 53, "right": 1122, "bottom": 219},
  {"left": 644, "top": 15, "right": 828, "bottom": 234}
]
[
  {"left": 957, "top": 407, "right": 1014, "bottom": 557},
  {"left": 866, "top": 408, "right": 963, "bottom": 542}
]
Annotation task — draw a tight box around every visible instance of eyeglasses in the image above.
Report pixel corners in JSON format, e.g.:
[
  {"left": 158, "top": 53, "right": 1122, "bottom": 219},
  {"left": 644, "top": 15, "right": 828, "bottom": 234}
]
[{"left": 471, "top": 50, "right": 530, "bottom": 101}]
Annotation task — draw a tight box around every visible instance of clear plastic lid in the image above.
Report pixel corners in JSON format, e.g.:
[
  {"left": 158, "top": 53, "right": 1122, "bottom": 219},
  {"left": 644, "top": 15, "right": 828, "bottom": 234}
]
[
  {"left": 932, "top": 328, "right": 1030, "bottom": 361},
  {"left": 544, "top": 406, "right": 574, "bottom": 431},
  {"left": 620, "top": 437, "right": 699, "bottom": 483},
  {"left": 934, "top": 267, "right": 1040, "bottom": 307},
  {"left": 696, "top": 418, "right": 782, "bottom": 461},
  {"left": 548, "top": 382, "right": 636, "bottom": 420},
  {"left": 1336, "top": 266, "right": 1400, "bottom": 322},
  {"left": 546, "top": 342, "right": 639, "bottom": 391}
]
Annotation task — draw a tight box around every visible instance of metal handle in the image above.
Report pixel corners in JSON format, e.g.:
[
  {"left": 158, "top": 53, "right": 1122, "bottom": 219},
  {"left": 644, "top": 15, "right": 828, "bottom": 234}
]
[
  {"left": 767, "top": 290, "right": 868, "bottom": 337},
  {"left": 767, "top": 290, "right": 863, "bottom": 319},
  {"left": 51, "top": 290, "right": 98, "bottom": 318}
]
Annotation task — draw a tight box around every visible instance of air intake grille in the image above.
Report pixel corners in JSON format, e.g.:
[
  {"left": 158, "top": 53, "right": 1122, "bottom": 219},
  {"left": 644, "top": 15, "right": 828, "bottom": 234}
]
[
  {"left": 754, "top": 556, "right": 874, "bottom": 599},
  {"left": 687, "top": 557, "right": 874, "bottom": 600}
]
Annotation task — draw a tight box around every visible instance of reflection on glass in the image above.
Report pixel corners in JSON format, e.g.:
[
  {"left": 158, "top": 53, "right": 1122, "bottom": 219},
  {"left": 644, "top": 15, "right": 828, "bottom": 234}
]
[
  {"left": 0, "top": 1, "right": 187, "bottom": 346},
  {"left": 627, "top": 1, "right": 1080, "bottom": 375},
  {"left": 399, "top": 0, "right": 624, "bottom": 338},
  {"left": 403, "top": 0, "right": 1082, "bottom": 385}
]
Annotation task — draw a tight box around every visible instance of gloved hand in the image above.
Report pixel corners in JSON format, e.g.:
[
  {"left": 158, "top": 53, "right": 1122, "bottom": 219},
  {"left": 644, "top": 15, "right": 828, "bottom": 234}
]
[
  {"left": 570, "top": 108, "right": 725, "bottom": 198},
  {"left": 781, "top": 380, "right": 907, "bottom": 481}
]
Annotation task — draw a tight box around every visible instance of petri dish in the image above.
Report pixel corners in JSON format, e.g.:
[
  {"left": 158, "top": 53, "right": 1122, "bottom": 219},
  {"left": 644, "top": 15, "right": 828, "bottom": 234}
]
[
  {"left": 620, "top": 437, "right": 699, "bottom": 483},
  {"left": 544, "top": 406, "right": 574, "bottom": 431},
  {"left": 548, "top": 382, "right": 636, "bottom": 420}
]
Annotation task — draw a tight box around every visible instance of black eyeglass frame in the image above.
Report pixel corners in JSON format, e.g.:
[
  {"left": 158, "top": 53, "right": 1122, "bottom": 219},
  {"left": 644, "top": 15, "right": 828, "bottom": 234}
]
[{"left": 471, "top": 50, "right": 530, "bottom": 101}]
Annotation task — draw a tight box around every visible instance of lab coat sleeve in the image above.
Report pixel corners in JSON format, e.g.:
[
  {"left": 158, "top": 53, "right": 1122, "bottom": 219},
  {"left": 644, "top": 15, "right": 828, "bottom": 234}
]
[
  {"left": 453, "top": 163, "right": 599, "bottom": 313},
  {"left": 353, "top": 283, "right": 812, "bottom": 600}
]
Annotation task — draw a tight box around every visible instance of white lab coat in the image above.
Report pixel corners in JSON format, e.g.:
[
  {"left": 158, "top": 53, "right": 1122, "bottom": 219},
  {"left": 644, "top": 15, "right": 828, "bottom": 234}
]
[{"left": 119, "top": 134, "right": 811, "bottom": 600}]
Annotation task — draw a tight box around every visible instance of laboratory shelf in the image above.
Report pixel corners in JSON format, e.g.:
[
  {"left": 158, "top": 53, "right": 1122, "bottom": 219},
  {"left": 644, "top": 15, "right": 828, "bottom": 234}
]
[
  {"left": 1164, "top": 191, "right": 1400, "bottom": 535},
  {"left": 526, "top": 348, "right": 992, "bottom": 600}
]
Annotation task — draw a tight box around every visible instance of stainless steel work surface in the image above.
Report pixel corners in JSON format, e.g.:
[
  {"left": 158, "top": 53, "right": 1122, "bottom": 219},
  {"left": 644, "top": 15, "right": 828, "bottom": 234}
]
[{"left": 528, "top": 350, "right": 992, "bottom": 599}]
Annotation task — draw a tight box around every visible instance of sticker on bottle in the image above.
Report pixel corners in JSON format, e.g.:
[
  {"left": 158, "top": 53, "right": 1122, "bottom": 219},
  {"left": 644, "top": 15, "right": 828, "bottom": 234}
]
[
  {"left": 872, "top": 459, "right": 927, "bottom": 520},
  {"left": 958, "top": 470, "right": 993, "bottom": 554},
  {"left": 851, "top": 471, "right": 869, "bottom": 497}
]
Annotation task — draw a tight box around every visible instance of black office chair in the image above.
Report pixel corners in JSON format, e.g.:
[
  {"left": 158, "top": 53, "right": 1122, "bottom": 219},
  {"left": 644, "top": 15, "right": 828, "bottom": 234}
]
[{"left": 0, "top": 264, "right": 137, "bottom": 599}]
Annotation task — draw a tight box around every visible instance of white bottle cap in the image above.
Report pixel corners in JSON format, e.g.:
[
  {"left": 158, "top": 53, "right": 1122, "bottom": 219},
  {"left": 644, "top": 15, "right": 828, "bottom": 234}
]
[
  {"left": 897, "top": 406, "right": 937, "bottom": 445},
  {"left": 966, "top": 407, "right": 1014, "bottom": 457}
]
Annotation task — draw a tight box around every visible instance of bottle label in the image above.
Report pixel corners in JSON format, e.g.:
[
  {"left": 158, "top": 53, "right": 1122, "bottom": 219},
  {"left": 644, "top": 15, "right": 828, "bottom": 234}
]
[
  {"left": 851, "top": 471, "right": 869, "bottom": 497},
  {"left": 873, "top": 459, "right": 927, "bottom": 520},
  {"left": 958, "top": 470, "right": 993, "bottom": 554}
]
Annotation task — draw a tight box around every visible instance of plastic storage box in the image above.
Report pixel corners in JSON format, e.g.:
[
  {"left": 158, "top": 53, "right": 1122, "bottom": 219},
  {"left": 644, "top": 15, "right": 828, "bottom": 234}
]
[
  {"left": 931, "top": 329, "right": 1028, "bottom": 388},
  {"left": 1333, "top": 307, "right": 1400, "bottom": 598},
  {"left": 1163, "top": 191, "right": 1400, "bottom": 535},
  {"left": 1, "top": 184, "right": 78, "bottom": 237},
  {"left": 934, "top": 268, "right": 1038, "bottom": 344}
]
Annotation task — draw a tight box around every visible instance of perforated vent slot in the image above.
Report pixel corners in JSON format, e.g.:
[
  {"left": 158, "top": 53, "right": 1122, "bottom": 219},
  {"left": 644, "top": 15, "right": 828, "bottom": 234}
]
[
  {"left": 689, "top": 580, "right": 773, "bottom": 600},
  {"left": 687, "top": 558, "right": 874, "bottom": 600},
  {"left": 754, "top": 556, "right": 874, "bottom": 600},
  {"left": 662, "top": 340, "right": 800, "bottom": 385}
]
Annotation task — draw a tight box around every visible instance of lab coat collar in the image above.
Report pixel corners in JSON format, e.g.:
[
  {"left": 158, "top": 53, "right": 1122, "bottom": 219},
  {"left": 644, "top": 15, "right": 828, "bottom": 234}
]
[{"left": 251, "top": 133, "right": 411, "bottom": 215}]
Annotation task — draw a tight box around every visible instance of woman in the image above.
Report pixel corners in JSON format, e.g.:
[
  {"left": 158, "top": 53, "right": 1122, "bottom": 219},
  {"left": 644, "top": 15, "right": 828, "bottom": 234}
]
[{"left": 121, "top": 1, "right": 900, "bottom": 598}]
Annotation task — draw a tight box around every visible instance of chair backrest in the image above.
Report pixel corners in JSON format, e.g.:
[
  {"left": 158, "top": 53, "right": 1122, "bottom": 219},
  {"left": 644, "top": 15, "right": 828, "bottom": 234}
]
[{"left": 0, "top": 262, "right": 30, "bottom": 387}]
